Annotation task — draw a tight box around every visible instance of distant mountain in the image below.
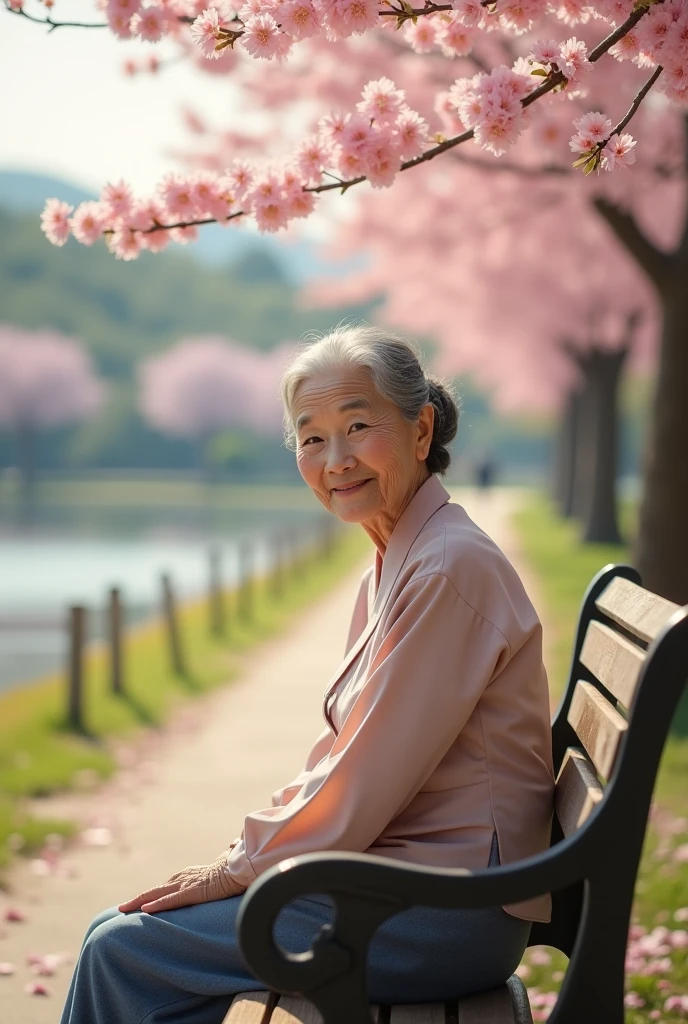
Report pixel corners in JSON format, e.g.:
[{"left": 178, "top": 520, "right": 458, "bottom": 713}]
[
  {"left": 0, "top": 170, "right": 95, "bottom": 210},
  {"left": 0, "top": 168, "right": 367, "bottom": 284}
]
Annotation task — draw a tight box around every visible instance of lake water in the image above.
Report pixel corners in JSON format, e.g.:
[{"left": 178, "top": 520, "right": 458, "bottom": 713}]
[{"left": 0, "top": 498, "right": 326, "bottom": 693}]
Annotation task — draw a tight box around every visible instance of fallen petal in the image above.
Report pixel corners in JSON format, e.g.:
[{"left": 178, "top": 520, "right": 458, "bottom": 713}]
[
  {"left": 25, "top": 981, "right": 50, "bottom": 996},
  {"left": 3, "top": 907, "right": 26, "bottom": 923}
]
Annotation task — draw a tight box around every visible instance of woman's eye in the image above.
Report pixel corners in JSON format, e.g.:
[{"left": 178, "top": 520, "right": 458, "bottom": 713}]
[
  {"left": 349, "top": 422, "right": 368, "bottom": 433},
  {"left": 301, "top": 436, "right": 323, "bottom": 446}
]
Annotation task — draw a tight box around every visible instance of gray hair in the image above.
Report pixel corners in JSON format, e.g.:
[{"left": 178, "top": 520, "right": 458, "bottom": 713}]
[{"left": 281, "top": 323, "right": 459, "bottom": 475}]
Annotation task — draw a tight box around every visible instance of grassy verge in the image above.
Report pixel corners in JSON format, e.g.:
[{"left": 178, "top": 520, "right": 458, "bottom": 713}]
[
  {"left": 0, "top": 477, "right": 319, "bottom": 511},
  {"left": 513, "top": 494, "right": 688, "bottom": 1022},
  {"left": 0, "top": 526, "right": 371, "bottom": 878}
]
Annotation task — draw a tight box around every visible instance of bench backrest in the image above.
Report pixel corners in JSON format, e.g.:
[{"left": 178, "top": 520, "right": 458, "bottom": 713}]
[{"left": 528, "top": 564, "right": 688, "bottom": 1016}]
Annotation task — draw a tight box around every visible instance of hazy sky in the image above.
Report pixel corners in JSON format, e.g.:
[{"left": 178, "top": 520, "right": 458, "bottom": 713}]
[
  {"left": 1, "top": 1, "right": 250, "bottom": 193},
  {"left": 1, "top": 1, "right": 359, "bottom": 244}
]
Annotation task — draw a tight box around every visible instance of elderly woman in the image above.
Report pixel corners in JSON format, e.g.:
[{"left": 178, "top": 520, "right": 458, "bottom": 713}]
[{"left": 60, "top": 325, "right": 554, "bottom": 1024}]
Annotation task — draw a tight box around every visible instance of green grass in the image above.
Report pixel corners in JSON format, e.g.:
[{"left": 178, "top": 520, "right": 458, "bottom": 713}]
[
  {"left": 0, "top": 526, "right": 371, "bottom": 877},
  {"left": 513, "top": 494, "right": 688, "bottom": 1021},
  {"left": 0, "top": 477, "right": 319, "bottom": 510}
]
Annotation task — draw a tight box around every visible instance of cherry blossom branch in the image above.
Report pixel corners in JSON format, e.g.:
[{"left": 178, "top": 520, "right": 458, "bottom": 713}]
[
  {"left": 614, "top": 64, "right": 664, "bottom": 138},
  {"left": 450, "top": 153, "right": 570, "bottom": 176},
  {"left": 324, "top": 5, "right": 657, "bottom": 184},
  {"left": 2, "top": 1, "right": 195, "bottom": 30},
  {"left": 2, "top": 1, "right": 106, "bottom": 30},
  {"left": 42, "top": 0, "right": 664, "bottom": 256},
  {"left": 378, "top": 1, "right": 452, "bottom": 18},
  {"left": 573, "top": 64, "right": 664, "bottom": 174},
  {"left": 127, "top": 6, "right": 657, "bottom": 223}
]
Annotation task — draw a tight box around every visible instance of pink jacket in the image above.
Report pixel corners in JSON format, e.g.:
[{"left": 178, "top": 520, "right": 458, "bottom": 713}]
[{"left": 227, "top": 474, "right": 554, "bottom": 922}]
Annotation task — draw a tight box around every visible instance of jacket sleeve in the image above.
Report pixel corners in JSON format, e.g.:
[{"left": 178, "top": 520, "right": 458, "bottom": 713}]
[
  {"left": 268, "top": 725, "right": 334, "bottom": 808},
  {"left": 226, "top": 573, "right": 512, "bottom": 889},
  {"left": 265, "top": 567, "right": 374, "bottom": 810}
]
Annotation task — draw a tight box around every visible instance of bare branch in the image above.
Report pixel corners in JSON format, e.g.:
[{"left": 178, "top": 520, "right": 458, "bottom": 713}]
[
  {"left": 574, "top": 64, "right": 664, "bottom": 174},
  {"left": 3, "top": 1, "right": 106, "bottom": 29},
  {"left": 614, "top": 64, "right": 664, "bottom": 138},
  {"left": 593, "top": 197, "right": 673, "bottom": 295},
  {"left": 450, "top": 152, "right": 570, "bottom": 176}
]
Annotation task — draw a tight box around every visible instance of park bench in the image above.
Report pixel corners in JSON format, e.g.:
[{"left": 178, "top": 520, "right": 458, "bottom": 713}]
[{"left": 224, "top": 563, "right": 688, "bottom": 1024}]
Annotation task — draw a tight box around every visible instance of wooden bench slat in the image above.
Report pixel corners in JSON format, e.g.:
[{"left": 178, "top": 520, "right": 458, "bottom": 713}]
[
  {"left": 595, "top": 577, "right": 679, "bottom": 644},
  {"left": 391, "top": 1004, "right": 446, "bottom": 1023},
  {"left": 579, "top": 620, "right": 646, "bottom": 708},
  {"left": 568, "top": 681, "right": 628, "bottom": 780},
  {"left": 223, "top": 992, "right": 273, "bottom": 1023},
  {"left": 271, "top": 996, "right": 324, "bottom": 1023},
  {"left": 555, "top": 747, "right": 604, "bottom": 837},
  {"left": 458, "top": 986, "right": 516, "bottom": 1024}
]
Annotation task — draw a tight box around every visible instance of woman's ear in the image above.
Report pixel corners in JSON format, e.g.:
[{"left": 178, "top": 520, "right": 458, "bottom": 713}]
[{"left": 416, "top": 403, "right": 434, "bottom": 461}]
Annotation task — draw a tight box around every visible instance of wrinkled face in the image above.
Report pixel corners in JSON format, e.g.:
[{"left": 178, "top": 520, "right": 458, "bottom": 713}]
[{"left": 292, "top": 366, "right": 433, "bottom": 528}]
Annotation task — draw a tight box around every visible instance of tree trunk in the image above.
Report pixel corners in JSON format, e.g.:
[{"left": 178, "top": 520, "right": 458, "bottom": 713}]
[
  {"left": 553, "top": 388, "right": 580, "bottom": 518},
  {"left": 635, "top": 272, "right": 688, "bottom": 604},
  {"left": 592, "top": 118, "right": 688, "bottom": 602},
  {"left": 571, "top": 369, "right": 595, "bottom": 523},
  {"left": 16, "top": 421, "right": 36, "bottom": 527},
  {"left": 581, "top": 347, "right": 627, "bottom": 546}
]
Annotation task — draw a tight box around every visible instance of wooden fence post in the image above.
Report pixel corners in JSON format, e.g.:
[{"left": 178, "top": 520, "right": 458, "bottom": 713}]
[
  {"left": 67, "top": 605, "right": 86, "bottom": 732},
  {"left": 161, "top": 573, "right": 185, "bottom": 675},
  {"left": 289, "top": 527, "right": 303, "bottom": 580},
  {"left": 237, "top": 541, "right": 253, "bottom": 621},
  {"left": 321, "top": 518, "right": 336, "bottom": 559},
  {"left": 270, "top": 532, "right": 284, "bottom": 600},
  {"left": 209, "top": 545, "right": 225, "bottom": 636},
  {"left": 108, "top": 587, "right": 124, "bottom": 695}
]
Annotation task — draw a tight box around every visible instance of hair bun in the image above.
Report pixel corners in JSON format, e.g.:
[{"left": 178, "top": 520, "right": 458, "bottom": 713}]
[{"left": 426, "top": 375, "right": 459, "bottom": 475}]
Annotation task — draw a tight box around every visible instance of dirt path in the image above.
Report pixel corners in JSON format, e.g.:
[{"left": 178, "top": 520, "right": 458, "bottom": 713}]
[{"left": 0, "top": 488, "right": 550, "bottom": 1023}]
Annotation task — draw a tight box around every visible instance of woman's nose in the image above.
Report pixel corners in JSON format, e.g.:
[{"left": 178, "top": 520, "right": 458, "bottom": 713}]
[{"left": 325, "top": 436, "right": 356, "bottom": 473}]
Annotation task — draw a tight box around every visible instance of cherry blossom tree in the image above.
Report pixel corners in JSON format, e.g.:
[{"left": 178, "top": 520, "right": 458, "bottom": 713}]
[
  {"left": 6, "top": 0, "right": 688, "bottom": 598},
  {"left": 0, "top": 326, "right": 105, "bottom": 520},
  {"left": 138, "top": 336, "right": 291, "bottom": 474},
  {"left": 305, "top": 180, "right": 656, "bottom": 544}
]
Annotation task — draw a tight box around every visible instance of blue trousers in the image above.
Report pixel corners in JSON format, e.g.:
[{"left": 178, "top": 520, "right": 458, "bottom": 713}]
[{"left": 59, "top": 894, "right": 530, "bottom": 1023}]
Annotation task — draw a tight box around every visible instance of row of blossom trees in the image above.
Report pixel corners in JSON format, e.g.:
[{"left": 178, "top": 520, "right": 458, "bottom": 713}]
[
  {"left": 5, "top": 0, "right": 688, "bottom": 598},
  {"left": 0, "top": 326, "right": 290, "bottom": 516}
]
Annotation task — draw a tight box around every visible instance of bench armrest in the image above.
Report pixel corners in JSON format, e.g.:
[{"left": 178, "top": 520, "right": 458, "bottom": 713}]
[{"left": 236, "top": 836, "right": 589, "bottom": 1023}]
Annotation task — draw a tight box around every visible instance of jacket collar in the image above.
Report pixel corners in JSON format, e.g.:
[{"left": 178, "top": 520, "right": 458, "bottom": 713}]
[
  {"left": 372, "top": 473, "right": 451, "bottom": 613},
  {"left": 324, "top": 474, "right": 450, "bottom": 698}
]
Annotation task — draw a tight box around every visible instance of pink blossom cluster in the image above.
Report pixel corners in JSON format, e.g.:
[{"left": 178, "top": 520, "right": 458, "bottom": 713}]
[
  {"left": 519, "top": 918, "right": 688, "bottom": 1022},
  {"left": 625, "top": 923, "right": 688, "bottom": 975},
  {"left": 191, "top": 0, "right": 380, "bottom": 63},
  {"left": 528, "top": 35, "right": 589, "bottom": 85},
  {"left": 0, "top": 326, "right": 104, "bottom": 428},
  {"left": 98, "top": 0, "right": 236, "bottom": 42},
  {"left": 41, "top": 170, "right": 239, "bottom": 258},
  {"left": 41, "top": 77, "right": 432, "bottom": 254},
  {"left": 449, "top": 64, "right": 535, "bottom": 156},
  {"left": 569, "top": 110, "right": 636, "bottom": 172},
  {"left": 100, "top": 0, "right": 174, "bottom": 40},
  {"left": 403, "top": 13, "right": 476, "bottom": 58},
  {"left": 526, "top": 988, "right": 557, "bottom": 1023},
  {"left": 315, "top": 78, "right": 429, "bottom": 188},
  {"left": 606, "top": 0, "right": 688, "bottom": 107},
  {"left": 139, "top": 336, "right": 292, "bottom": 439}
]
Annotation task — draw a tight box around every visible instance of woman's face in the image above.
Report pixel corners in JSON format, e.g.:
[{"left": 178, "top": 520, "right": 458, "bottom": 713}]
[{"left": 292, "top": 366, "right": 434, "bottom": 532}]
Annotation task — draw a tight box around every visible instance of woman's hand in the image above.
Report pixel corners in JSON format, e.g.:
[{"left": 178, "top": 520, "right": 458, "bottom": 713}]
[{"left": 117, "top": 853, "right": 245, "bottom": 914}]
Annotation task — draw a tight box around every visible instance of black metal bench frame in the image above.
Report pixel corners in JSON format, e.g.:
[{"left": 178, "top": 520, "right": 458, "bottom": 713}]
[{"left": 236, "top": 564, "right": 688, "bottom": 1024}]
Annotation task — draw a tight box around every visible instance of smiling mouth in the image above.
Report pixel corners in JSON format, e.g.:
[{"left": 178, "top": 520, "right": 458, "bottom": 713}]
[{"left": 331, "top": 479, "right": 372, "bottom": 495}]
